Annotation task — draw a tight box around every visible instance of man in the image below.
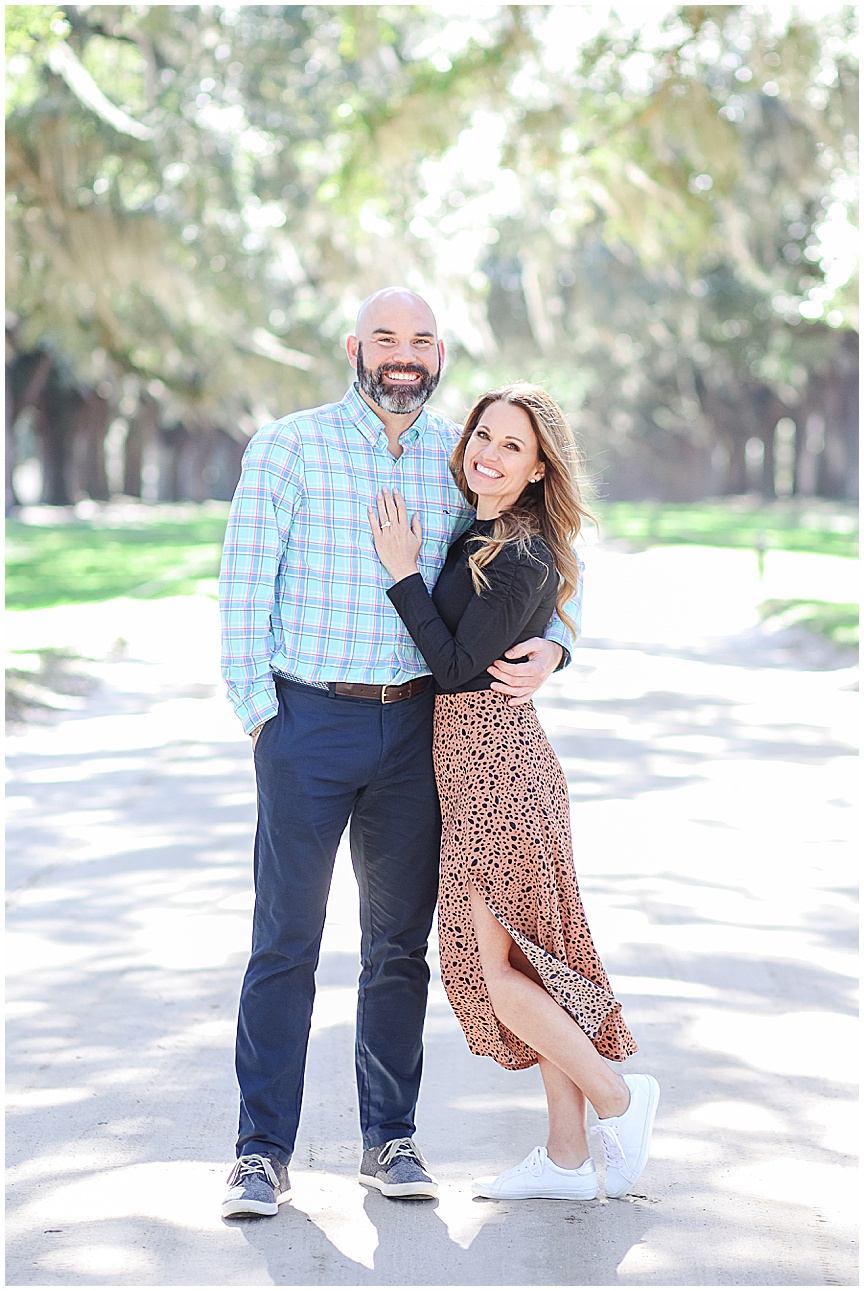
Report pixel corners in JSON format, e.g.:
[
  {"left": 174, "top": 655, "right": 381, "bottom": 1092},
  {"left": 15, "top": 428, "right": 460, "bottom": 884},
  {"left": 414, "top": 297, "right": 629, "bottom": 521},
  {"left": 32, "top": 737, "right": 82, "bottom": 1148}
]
[{"left": 218, "top": 288, "right": 577, "bottom": 1218}]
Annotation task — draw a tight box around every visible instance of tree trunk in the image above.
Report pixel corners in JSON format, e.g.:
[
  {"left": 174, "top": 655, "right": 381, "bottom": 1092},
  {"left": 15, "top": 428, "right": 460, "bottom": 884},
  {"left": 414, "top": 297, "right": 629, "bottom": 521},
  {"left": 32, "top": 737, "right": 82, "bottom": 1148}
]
[
  {"left": 759, "top": 429, "right": 776, "bottom": 499},
  {"left": 749, "top": 384, "right": 783, "bottom": 499},
  {"left": 157, "top": 423, "right": 187, "bottom": 501},
  {"left": 37, "top": 382, "right": 83, "bottom": 506},
  {"left": 177, "top": 425, "right": 215, "bottom": 502},
  {"left": 818, "top": 414, "right": 855, "bottom": 499},
  {"left": 209, "top": 428, "right": 245, "bottom": 500},
  {"left": 6, "top": 349, "right": 55, "bottom": 513},
  {"left": 10, "top": 349, "right": 54, "bottom": 419},
  {"left": 815, "top": 362, "right": 858, "bottom": 500},
  {"left": 71, "top": 389, "right": 111, "bottom": 501},
  {"left": 123, "top": 417, "right": 143, "bottom": 496},
  {"left": 124, "top": 391, "right": 159, "bottom": 496},
  {"left": 725, "top": 432, "right": 748, "bottom": 494},
  {"left": 794, "top": 332, "right": 858, "bottom": 500},
  {"left": 793, "top": 410, "right": 823, "bottom": 495},
  {"left": 6, "top": 368, "right": 19, "bottom": 514}
]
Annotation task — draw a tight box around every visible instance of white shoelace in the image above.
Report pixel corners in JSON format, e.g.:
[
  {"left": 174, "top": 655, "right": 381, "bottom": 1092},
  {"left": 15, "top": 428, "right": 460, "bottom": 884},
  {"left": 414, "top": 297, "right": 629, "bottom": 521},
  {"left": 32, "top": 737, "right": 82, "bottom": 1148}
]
[
  {"left": 500, "top": 1146, "right": 545, "bottom": 1180},
  {"left": 377, "top": 1137, "right": 428, "bottom": 1168},
  {"left": 229, "top": 1154, "right": 280, "bottom": 1187},
  {"left": 590, "top": 1123, "right": 625, "bottom": 1170}
]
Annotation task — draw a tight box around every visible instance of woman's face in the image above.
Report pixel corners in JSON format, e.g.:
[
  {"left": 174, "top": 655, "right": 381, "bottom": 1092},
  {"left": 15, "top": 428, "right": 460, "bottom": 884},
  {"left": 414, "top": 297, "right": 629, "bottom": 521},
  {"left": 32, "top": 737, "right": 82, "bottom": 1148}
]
[{"left": 462, "top": 401, "right": 545, "bottom": 517}]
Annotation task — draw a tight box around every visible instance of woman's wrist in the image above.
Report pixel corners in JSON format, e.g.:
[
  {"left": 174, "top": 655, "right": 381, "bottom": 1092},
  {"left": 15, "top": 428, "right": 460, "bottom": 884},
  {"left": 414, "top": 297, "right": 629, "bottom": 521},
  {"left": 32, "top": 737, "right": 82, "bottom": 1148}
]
[{"left": 388, "top": 565, "right": 420, "bottom": 584}]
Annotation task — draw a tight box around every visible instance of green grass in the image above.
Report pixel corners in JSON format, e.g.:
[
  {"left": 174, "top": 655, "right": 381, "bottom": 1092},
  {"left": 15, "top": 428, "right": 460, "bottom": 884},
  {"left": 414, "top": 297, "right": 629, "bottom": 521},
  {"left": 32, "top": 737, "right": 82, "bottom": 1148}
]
[
  {"left": 6, "top": 509, "right": 229, "bottom": 610},
  {"left": 759, "top": 599, "right": 859, "bottom": 648},
  {"left": 597, "top": 499, "right": 858, "bottom": 558},
  {"left": 5, "top": 498, "right": 859, "bottom": 612}
]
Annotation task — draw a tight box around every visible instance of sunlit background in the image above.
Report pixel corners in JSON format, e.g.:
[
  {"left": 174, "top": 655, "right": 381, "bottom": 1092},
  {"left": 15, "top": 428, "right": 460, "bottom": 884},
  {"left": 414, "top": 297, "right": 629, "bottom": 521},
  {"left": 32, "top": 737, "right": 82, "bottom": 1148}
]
[
  {"left": 5, "top": 5, "right": 859, "bottom": 1287},
  {"left": 6, "top": 2, "right": 858, "bottom": 509}
]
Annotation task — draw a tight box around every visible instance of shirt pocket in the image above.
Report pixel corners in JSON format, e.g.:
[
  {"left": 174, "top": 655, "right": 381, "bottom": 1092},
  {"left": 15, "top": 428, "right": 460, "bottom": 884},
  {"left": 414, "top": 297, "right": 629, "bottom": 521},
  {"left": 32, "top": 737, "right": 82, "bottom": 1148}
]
[{"left": 418, "top": 504, "right": 459, "bottom": 574}]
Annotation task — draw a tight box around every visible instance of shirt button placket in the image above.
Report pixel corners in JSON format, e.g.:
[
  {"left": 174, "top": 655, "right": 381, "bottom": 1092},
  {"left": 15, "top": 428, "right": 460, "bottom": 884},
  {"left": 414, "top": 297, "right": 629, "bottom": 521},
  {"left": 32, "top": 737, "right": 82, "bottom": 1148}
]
[{"left": 390, "top": 446, "right": 414, "bottom": 679}]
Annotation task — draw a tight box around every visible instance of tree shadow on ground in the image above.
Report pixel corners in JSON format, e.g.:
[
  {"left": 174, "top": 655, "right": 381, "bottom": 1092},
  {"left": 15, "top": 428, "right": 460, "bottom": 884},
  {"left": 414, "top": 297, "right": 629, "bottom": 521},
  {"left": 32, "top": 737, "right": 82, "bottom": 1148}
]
[{"left": 5, "top": 640, "right": 857, "bottom": 1285}]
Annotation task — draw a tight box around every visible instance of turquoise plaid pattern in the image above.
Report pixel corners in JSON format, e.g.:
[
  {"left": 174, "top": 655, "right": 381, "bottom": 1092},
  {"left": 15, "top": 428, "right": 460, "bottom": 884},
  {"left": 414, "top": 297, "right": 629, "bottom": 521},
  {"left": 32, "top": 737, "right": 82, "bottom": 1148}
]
[{"left": 220, "top": 384, "right": 581, "bottom": 732}]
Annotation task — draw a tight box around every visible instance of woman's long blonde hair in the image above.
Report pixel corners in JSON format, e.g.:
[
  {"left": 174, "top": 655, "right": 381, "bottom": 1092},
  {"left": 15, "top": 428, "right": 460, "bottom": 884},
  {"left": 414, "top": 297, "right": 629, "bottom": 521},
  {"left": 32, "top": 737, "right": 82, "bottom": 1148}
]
[{"left": 450, "top": 383, "right": 594, "bottom": 637}]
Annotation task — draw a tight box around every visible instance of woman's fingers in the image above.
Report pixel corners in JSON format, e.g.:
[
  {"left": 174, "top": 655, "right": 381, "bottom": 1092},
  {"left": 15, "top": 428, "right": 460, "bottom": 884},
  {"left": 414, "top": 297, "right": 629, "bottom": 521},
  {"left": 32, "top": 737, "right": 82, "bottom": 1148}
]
[
  {"left": 376, "top": 490, "right": 393, "bottom": 528},
  {"left": 367, "top": 504, "right": 380, "bottom": 533},
  {"left": 375, "top": 488, "right": 418, "bottom": 538}
]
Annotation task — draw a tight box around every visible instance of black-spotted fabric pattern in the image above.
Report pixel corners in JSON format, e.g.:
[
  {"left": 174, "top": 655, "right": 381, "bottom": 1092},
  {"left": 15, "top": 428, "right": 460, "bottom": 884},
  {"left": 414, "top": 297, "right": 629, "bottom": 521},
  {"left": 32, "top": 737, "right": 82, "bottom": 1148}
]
[{"left": 433, "top": 689, "right": 638, "bottom": 1070}]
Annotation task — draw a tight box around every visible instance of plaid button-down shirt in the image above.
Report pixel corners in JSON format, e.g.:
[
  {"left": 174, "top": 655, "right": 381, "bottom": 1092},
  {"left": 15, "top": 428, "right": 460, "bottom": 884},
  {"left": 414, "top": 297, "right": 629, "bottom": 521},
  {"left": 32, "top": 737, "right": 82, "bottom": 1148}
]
[{"left": 219, "top": 384, "right": 581, "bottom": 732}]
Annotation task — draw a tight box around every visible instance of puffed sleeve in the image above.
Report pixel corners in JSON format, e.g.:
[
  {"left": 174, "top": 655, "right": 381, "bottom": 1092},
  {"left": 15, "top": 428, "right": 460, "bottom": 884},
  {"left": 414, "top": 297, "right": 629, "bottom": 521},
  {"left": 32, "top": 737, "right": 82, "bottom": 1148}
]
[{"left": 387, "top": 543, "right": 555, "bottom": 690}]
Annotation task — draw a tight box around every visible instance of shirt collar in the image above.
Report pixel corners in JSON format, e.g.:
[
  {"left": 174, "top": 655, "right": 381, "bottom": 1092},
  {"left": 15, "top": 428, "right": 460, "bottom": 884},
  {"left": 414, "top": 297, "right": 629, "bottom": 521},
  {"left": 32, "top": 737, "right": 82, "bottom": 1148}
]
[{"left": 342, "top": 382, "right": 429, "bottom": 449}]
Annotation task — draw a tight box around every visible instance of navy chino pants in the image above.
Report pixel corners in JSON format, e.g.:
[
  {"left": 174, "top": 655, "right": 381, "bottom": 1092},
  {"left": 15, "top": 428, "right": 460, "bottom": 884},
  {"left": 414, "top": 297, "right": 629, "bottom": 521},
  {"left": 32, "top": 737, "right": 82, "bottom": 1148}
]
[{"left": 235, "top": 676, "right": 441, "bottom": 1167}]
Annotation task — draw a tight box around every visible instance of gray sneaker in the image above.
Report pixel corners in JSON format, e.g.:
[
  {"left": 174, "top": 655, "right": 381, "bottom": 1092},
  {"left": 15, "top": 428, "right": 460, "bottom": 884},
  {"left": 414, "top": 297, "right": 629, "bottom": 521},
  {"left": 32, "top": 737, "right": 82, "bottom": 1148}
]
[
  {"left": 222, "top": 1153, "right": 291, "bottom": 1218},
  {"left": 359, "top": 1137, "right": 438, "bottom": 1199}
]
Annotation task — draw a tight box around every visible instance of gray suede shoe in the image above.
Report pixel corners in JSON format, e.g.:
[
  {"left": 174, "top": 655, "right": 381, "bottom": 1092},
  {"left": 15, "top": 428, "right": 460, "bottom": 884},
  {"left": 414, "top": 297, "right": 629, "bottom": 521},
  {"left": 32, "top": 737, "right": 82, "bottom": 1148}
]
[
  {"left": 359, "top": 1137, "right": 438, "bottom": 1199},
  {"left": 222, "top": 1154, "right": 291, "bottom": 1217}
]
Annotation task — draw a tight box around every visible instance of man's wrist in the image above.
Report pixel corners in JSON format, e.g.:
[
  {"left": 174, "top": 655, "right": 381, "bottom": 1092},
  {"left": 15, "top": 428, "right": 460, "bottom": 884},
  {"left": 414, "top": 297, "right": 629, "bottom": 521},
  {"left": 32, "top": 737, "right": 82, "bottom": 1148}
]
[
  {"left": 544, "top": 636, "right": 570, "bottom": 671},
  {"left": 543, "top": 640, "right": 565, "bottom": 674}
]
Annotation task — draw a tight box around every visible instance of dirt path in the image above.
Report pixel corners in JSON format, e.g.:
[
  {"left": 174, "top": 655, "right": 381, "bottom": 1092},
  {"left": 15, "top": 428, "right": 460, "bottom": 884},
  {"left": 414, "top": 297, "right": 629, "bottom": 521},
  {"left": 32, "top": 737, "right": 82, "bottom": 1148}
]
[{"left": 5, "top": 545, "right": 857, "bottom": 1286}]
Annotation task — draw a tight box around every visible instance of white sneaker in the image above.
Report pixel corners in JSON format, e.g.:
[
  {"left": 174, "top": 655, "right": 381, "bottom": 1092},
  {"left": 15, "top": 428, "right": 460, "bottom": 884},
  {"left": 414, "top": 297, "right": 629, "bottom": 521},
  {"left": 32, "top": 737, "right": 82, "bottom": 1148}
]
[
  {"left": 472, "top": 1146, "right": 598, "bottom": 1200},
  {"left": 591, "top": 1073, "right": 660, "bottom": 1198}
]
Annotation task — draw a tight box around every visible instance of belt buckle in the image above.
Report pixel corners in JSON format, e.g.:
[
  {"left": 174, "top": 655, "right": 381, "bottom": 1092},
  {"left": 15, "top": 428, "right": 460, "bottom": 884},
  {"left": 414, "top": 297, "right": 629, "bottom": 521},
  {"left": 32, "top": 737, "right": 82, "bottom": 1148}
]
[{"left": 381, "top": 683, "right": 391, "bottom": 704}]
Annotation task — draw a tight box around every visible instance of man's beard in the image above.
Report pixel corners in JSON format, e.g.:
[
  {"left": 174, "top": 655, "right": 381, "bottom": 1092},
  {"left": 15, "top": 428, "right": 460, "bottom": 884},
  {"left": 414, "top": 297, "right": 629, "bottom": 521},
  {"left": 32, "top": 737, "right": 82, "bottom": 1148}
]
[{"left": 356, "top": 343, "right": 441, "bottom": 414}]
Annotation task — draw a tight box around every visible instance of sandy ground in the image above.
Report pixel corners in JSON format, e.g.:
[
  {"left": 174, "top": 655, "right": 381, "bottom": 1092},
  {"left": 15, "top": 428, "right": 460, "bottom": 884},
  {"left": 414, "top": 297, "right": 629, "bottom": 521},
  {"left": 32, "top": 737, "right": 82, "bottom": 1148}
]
[{"left": 5, "top": 543, "right": 858, "bottom": 1287}]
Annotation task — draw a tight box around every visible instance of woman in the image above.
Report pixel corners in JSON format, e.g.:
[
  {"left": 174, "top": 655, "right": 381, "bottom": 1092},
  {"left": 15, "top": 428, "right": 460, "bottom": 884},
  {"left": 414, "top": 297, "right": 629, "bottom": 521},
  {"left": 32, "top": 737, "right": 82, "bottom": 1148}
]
[{"left": 367, "top": 383, "right": 659, "bottom": 1202}]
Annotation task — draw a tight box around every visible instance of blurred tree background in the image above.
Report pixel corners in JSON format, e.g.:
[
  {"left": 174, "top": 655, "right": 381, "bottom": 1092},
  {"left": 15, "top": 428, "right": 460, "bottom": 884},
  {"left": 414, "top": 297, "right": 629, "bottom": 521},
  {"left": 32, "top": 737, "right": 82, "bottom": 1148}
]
[{"left": 5, "top": 2, "right": 859, "bottom": 512}]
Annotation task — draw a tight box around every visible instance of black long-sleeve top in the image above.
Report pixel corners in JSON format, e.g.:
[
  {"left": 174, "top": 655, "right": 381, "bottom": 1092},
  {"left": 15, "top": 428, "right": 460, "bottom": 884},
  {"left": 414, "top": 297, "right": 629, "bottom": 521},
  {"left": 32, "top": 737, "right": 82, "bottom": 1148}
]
[{"left": 386, "top": 518, "right": 558, "bottom": 693}]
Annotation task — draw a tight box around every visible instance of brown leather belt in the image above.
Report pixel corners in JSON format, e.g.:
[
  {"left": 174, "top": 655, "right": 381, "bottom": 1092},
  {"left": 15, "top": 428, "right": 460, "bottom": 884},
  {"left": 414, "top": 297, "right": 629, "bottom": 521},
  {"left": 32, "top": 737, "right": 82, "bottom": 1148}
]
[{"left": 329, "top": 677, "right": 432, "bottom": 704}]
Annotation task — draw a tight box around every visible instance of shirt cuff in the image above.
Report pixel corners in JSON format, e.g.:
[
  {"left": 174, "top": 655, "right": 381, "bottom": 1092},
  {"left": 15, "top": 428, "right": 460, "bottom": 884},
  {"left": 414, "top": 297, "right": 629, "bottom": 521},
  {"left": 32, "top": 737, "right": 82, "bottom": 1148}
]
[
  {"left": 543, "top": 623, "right": 572, "bottom": 671},
  {"left": 232, "top": 684, "right": 279, "bottom": 735}
]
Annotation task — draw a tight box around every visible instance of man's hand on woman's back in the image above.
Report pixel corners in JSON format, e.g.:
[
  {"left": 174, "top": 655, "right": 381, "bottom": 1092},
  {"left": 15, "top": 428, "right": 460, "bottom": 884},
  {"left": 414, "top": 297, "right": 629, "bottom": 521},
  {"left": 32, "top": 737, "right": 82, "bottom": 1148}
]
[{"left": 487, "top": 638, "right": 564, "bottom": 706}]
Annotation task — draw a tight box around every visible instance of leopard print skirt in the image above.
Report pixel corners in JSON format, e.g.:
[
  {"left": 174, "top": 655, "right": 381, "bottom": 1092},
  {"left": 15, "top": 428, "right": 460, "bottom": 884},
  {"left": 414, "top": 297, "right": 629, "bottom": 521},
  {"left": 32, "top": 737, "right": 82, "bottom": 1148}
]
[{"left": 433, "top": 689, "right": 637, "bottom": 1070}]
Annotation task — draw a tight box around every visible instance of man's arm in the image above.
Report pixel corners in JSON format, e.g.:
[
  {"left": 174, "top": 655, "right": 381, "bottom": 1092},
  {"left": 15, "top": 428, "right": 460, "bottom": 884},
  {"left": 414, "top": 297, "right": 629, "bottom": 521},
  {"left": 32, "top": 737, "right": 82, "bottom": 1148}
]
[
  {"left": 219, "top": 428, "right": 302, "bottom": 735},
  {"left": 487, "top": 553, "right": 584, "bottom": 706}
]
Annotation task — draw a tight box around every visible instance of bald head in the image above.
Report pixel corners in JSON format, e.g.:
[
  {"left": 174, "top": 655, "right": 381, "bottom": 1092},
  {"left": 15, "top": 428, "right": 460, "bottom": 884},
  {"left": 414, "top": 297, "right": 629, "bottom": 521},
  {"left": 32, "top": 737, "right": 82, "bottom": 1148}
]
[
  {"left": 347, "top": 287, "right": 444, "bottom": 420},
  {"left": 355, "top": 288, "right": 438, "bottom": 340}
]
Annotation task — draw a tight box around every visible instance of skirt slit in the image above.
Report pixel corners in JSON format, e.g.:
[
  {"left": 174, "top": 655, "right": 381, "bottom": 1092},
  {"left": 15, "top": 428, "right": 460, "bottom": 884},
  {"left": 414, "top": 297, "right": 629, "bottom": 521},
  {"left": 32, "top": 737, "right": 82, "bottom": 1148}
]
[{"left": 433, "top": 689, "right": 637, "bottom": 1071}]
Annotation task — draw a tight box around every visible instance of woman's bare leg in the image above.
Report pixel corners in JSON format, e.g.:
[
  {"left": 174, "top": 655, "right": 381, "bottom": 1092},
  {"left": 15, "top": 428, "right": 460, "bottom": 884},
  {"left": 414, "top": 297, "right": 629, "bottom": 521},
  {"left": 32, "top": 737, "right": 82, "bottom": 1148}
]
[
  {"left": 538, "top": 1058, "right": 591, "bottom": 1168},
  {"left": 468, "top": 881, "right": 629, "bottom": 1119},
  {"left": 505, "top": 943, "right": 591, "bottom": 1165}
]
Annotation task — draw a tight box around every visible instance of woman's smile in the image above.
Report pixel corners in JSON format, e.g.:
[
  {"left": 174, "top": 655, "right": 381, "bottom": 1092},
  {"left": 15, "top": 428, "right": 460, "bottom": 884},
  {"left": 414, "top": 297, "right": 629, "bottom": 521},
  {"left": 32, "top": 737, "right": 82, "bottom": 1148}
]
[
  {"left": 473, "top": 460, "right": 504, "bottom": 479},
  {"left": 462, "top": 400, "right": 545, "bottom": 518}
]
